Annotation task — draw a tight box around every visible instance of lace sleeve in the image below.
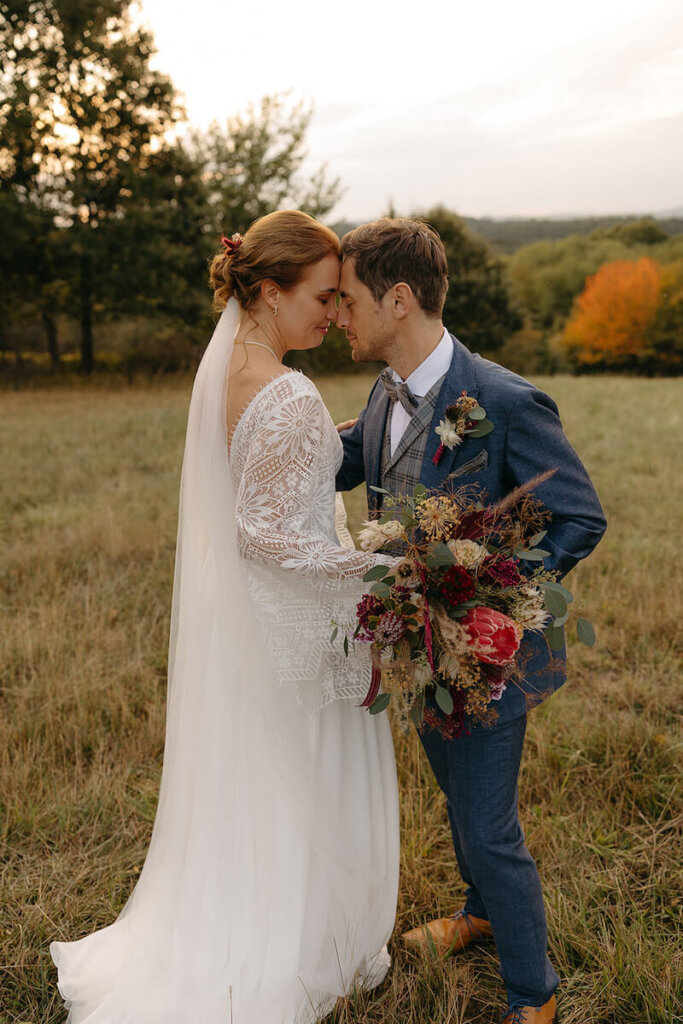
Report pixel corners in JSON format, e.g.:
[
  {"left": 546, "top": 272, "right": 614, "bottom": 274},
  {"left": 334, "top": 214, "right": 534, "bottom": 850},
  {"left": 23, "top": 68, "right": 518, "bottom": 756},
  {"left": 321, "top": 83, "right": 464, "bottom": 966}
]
[{"left": 234, "top": 387, "right": 381, "bottom": 587}]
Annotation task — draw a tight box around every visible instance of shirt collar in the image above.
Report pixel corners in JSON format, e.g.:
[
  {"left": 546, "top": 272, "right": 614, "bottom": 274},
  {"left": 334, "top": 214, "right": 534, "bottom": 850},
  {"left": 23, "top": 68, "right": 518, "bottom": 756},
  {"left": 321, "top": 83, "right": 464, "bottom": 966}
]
[{"left": 391, "top": 328, "right": 452, "bottom": 397}]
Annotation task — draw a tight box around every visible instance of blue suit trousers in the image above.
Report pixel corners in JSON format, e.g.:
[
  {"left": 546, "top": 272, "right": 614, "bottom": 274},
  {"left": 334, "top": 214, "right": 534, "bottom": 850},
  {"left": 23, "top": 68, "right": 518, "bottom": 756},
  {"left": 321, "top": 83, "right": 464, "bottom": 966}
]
[{"left": 419, "top": 713, "right": 560, "bottom": 1006}]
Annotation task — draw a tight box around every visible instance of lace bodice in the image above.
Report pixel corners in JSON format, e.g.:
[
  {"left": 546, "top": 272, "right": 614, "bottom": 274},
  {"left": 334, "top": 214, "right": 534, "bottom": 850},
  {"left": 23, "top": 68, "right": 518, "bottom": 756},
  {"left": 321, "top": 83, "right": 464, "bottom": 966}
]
[{"left": 229, "top": 372, "right": 381, "bottom": 708}]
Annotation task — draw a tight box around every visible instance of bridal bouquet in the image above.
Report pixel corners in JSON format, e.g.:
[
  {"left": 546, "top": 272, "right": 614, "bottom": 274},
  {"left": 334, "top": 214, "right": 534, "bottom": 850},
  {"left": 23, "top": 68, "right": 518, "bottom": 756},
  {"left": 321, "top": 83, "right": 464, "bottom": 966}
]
[{"left": 332, "top": 478, "right": 595, "bottom": 738}]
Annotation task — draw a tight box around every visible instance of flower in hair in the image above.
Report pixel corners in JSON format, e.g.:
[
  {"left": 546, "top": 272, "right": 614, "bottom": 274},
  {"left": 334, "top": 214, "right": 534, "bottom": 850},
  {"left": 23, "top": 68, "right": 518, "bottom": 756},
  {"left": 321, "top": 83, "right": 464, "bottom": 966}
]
[{"left": 220, "top": 232, "right": 243, "bottom": 255}]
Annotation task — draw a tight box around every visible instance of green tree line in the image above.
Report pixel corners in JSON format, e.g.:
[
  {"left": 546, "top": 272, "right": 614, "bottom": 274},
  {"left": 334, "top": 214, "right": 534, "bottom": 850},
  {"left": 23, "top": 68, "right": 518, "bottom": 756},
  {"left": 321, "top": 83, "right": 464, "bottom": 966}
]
[{"left": 2, "top": 1, "right": 681, "bottom": 377}]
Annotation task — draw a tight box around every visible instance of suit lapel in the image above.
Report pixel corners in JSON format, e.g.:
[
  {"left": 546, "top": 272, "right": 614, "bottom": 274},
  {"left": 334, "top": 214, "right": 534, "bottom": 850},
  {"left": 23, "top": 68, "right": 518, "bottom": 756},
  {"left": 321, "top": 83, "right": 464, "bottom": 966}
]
[{"left": 420, "top": 336, "right": 480, "bottom": 489}]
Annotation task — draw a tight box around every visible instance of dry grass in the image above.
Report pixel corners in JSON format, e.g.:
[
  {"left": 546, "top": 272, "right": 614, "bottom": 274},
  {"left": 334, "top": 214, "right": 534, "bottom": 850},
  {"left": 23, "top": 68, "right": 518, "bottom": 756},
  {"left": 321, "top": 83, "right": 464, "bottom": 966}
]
[{"left": 1, "top": 375, "right": 681, "bottom": 1023}]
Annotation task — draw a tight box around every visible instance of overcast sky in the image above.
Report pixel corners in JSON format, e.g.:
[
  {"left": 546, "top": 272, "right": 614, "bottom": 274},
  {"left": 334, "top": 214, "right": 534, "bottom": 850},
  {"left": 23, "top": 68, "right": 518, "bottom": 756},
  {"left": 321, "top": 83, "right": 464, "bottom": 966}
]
[{"left": 139, "top": 0, "right": 683, "bottom": 221}]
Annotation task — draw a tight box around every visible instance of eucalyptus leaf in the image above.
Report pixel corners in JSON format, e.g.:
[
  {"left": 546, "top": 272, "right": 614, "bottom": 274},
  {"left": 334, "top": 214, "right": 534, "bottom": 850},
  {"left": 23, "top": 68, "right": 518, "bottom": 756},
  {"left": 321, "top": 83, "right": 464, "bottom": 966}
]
[
  {"left": 426, "top": 542, "right": 455, "bottom": 567},
  {"left": 529, "top": 530, "right": 548, "bottom": 547},
  {"left": 434, "top": 684, "right": 454, "bottom": 715},
  {"left": 468, "top": 406, "right": 487, "bottom": 420},
  {"left": 467, "top": 418, "right": 494, "bottom": 438},
  {"left": 533, "top": 548, "right": 551, "bottom": 558},
  {"left": 363, "top": 564, "right": 391, "bottom": 582},
  {"left": 518, "top": 549, "right": 544, "bottom": 561},
  {"left": 542, "top": 580, "right": 574, "bottom": 603},
  {"left": 330, "top": 626, "right": 338, "bottom": 644},
  {"left": 544, "top": 623, "right": 565, "bottom": 652},
  {"left": 369, "top": 485, "right": 390, "bottom": 494},
  {"left": 543, "top": 588, "right": 567, "bottom": 618},
  {"left": 343, "top": 635, "right": 349, "bottom": 656},
  {"left": 577, "top": 618, "right": 596, "bottom": 646},
  {"left": 370, "top": 583, "right": 391, "bottom": 598},
  {"left": 553, "top": 611, "right": 570, "bottom": 628},
  {"left": 448, "top": 606, "right": 469, "bottom": 619},
  {"left": 369, "top": 693, "right": 391, "bottom": 715}
]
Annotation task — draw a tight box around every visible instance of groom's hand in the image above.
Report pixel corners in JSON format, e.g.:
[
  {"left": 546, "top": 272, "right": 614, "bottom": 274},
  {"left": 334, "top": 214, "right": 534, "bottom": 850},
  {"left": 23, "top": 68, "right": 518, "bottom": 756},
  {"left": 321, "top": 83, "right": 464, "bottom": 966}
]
[{"left": 336, "top": 418, "right": 358, "bottom": 433}]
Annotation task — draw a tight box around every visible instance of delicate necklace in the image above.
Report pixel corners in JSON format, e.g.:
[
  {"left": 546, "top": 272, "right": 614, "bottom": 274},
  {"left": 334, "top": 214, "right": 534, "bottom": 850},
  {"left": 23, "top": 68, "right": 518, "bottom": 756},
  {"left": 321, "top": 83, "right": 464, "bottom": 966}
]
[{"left": 241, "top": 340, "right": 279, "bottom": 359}]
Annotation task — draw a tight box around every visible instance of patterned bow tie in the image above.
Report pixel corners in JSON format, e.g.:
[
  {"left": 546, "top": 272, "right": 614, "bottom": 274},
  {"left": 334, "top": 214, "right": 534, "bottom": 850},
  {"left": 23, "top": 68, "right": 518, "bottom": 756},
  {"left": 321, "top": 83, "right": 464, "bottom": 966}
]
[{"left": 380, "top": 367, "right": 419, "bottom": 416}]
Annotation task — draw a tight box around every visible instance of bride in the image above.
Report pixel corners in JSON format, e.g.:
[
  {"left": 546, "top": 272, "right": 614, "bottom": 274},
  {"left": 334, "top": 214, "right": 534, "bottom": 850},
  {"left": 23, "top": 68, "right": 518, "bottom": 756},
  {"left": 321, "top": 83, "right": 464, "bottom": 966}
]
[{"left": 50, "top": 210, "right": 400, "bottom": 1023}]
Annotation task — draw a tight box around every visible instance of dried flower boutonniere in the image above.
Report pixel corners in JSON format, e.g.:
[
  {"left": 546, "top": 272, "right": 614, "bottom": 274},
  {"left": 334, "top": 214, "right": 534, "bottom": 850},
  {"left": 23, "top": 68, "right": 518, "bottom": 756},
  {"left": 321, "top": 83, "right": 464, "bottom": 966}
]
[{"left": 432, "top": 391, "right": 494, "bottom": 465}]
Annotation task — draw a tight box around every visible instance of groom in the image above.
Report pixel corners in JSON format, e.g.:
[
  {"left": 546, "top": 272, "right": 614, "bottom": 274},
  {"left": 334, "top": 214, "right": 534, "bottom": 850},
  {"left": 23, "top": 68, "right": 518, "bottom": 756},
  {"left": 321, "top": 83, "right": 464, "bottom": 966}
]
[{"left": 335, "top": 218, "right": 606, "bottom": 1024}]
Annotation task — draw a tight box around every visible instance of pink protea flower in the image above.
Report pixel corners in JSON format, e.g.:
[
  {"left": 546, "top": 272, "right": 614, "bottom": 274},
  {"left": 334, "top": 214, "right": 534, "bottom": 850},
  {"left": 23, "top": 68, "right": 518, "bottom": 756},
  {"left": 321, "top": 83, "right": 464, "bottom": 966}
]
[{"left": 461, "top": 606, "right": 522, "bottom": 666}]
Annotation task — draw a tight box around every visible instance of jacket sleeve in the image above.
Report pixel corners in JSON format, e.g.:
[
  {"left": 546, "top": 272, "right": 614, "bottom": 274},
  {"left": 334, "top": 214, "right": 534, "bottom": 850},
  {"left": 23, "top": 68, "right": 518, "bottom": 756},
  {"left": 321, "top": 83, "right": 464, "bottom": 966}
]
[
  {"left": 335, "top": 377, "right": 383, "bottom": 491},
  {"left": 503, "top": 386, "right": 607, "bottom": 579}
]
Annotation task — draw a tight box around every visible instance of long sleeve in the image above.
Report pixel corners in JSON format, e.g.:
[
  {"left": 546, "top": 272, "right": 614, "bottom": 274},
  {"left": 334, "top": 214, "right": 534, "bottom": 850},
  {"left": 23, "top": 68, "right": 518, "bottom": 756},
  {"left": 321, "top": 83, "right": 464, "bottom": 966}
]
[
  {"left": 503, "top": 387, "right": 607, "bottom": 579},
  {"left": 235, "top": 388, "right": 380, "bottom": 591},
  {"left": 230, "top": 375, "right": 386, "bottom": 710}
]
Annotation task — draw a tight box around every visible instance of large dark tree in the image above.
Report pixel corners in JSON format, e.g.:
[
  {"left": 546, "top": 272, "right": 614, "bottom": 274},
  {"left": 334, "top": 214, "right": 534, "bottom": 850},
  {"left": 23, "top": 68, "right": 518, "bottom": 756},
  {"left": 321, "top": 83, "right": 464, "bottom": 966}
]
[
  {"left": 417, "top": 206, "right": 522, "bottom": 352},
  {"left": 1, "top": 0, "right": 183, "bottom": 371}
]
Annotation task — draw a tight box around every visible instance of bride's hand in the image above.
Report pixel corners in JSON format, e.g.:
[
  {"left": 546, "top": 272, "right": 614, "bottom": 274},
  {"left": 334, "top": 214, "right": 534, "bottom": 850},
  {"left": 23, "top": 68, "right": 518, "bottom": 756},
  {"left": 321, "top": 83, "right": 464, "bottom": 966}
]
[{"left": 336, "top": 418, "right": 358, "bottom": 433}]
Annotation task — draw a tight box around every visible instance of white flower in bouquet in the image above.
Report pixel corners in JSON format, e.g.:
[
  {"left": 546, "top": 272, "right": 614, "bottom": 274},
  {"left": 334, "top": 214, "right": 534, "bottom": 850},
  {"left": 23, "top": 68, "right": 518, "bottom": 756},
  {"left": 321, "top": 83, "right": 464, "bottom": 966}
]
[
  {"left": 412, "top": 655, "right": 433, "bottom": 687},
  {"left": 379, "top": 519, "right": 406, "bottom": 542},
  {"left": 435, "top": 419, "right": 463, "bottom": 449},
  {"left": 514, "top": 585, "right": 550, "bottom": 631},
  {"left": 358, "top": 518, "right": 406, "bottom": 551},
  {"left": 447, "top": 539, "right": 486, "bottom": 567},
  {"left": 358, "top": 520, "right": 386, "bottom": 551}
]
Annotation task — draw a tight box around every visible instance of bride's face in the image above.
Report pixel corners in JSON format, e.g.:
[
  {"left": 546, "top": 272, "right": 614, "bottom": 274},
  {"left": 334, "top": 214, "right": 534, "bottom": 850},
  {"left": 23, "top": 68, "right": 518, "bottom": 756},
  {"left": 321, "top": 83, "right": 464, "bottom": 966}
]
[{"left": 276, "top": 254, "right": 340, "bottom": 351}]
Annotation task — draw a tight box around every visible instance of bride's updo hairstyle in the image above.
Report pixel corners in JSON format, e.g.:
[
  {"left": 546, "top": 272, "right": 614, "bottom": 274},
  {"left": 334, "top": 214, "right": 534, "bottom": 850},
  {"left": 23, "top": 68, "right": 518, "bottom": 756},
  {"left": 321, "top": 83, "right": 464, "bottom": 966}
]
[{"left": 209, "top": 209, "right": 340, "bottom": 313}]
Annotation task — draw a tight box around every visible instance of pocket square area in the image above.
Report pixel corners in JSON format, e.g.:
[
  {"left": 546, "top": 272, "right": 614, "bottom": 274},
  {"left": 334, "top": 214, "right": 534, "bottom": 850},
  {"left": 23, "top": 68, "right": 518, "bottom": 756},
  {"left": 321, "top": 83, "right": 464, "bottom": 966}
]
[{"left": 449, "top": 450, "right": 489, "bottom": 478}]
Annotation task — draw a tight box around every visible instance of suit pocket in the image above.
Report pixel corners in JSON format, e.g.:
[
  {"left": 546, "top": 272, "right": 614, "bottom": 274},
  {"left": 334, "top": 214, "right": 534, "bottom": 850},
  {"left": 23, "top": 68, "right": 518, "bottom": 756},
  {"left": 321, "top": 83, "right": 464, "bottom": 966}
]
[{"left": 447, "top": 449, "right": 488, "bottom": 479}]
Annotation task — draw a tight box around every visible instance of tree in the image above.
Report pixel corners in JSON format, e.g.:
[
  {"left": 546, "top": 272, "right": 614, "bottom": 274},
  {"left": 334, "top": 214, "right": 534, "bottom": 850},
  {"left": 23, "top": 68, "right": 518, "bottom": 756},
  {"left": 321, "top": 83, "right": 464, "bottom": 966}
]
[
  {"left": 417, "top": 206, "right": 522, "bottom": 352},
  {"left": 562, "top": 257, "right": 663, "bottom": 370},
  {"left": 507, "top": 235, "right": 633, "bottom": 330},
  {"left": 196, "top": 94, "right": 343, "bottom": 236},
  {"left": 1, "top": 0, "right": 183, "bottom": 371},
  {"left": 647, "top": 261, "right": 683, "bottom": 373}
]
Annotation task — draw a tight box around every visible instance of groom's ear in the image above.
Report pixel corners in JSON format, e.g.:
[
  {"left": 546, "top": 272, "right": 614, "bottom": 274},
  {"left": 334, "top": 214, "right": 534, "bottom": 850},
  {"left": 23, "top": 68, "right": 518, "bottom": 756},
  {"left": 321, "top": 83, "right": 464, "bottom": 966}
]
[{"left": 388, "top": 282, "right": 414, "bottom": 320}]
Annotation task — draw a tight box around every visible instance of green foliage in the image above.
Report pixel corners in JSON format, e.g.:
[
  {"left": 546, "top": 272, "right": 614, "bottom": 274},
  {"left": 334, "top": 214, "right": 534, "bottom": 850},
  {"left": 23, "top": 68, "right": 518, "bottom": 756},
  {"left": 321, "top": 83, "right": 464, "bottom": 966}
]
[
  {"left": 416, "top": 206, "right": 523, "bottom": 352},
  {"left": 507, "top": 234, "right": 634, "bottom": 330},
  {"left": 195, "top": 94, "right": 342, "bottom": 236}
]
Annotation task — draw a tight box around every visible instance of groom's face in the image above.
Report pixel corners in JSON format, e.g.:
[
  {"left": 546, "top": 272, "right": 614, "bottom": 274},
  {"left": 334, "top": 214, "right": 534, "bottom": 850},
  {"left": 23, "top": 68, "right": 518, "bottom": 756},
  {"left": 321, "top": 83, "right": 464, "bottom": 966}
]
[{"left": 338, "top": 259, "right": 394, "bottom": 362}]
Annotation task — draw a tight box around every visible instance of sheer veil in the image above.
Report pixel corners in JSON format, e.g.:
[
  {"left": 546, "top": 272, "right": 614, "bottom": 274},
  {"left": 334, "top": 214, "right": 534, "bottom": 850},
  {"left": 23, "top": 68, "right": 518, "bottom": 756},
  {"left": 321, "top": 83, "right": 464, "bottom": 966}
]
[{"left": 51, "top": 298, "right": 319, "bottom": 1021}]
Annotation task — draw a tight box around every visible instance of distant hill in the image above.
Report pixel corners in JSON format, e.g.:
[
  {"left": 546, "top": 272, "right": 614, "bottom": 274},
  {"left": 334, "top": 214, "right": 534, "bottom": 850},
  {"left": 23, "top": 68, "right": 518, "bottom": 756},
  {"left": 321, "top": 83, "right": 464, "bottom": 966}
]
[
  {"left": 330, "top": 213, "right": 683, "bottom": 255},
  {"left": 462, "top": 214, "right": 683, "bottom": 253}
]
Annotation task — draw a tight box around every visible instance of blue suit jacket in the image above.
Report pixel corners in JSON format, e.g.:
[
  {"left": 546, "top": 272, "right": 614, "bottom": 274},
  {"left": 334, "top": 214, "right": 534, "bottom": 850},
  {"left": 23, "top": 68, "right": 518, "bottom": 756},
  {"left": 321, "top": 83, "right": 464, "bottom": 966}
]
[{"left": 336, "top": 335, "right": 607, "bottom": 725}]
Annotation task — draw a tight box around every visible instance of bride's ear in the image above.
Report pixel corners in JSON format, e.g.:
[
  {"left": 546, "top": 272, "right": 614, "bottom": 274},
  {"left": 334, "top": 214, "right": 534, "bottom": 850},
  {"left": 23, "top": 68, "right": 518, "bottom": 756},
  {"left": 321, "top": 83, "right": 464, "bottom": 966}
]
[{"left": 260, "top": 279, "right": 279, "bottom": 310}]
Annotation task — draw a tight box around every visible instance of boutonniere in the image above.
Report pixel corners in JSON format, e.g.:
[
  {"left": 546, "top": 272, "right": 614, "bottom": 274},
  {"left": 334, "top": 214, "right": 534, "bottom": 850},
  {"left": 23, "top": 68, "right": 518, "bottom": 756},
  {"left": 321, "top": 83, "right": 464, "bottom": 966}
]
[{"left": 432, "top": 391, "right": 494, "bottom": 465}]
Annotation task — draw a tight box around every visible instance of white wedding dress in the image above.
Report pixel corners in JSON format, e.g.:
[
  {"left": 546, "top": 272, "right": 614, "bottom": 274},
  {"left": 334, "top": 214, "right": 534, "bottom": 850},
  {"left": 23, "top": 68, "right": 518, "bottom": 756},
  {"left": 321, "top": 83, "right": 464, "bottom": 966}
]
[{"left": 50, "top": 300, "right": 400, "bottom": 1024}]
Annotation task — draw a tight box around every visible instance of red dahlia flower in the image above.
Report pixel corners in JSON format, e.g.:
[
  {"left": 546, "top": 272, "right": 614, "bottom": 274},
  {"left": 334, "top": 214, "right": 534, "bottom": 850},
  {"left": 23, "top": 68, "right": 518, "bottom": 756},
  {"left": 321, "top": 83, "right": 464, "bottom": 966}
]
[
  {"left": 461, "top": 606, "right": 522, "bottom": 665},
  {"left": 439, "top": 565, "right": 476, "bottom": 606},
  {"left": 480, "top": 557, "right": 522, "bottom": 587}
]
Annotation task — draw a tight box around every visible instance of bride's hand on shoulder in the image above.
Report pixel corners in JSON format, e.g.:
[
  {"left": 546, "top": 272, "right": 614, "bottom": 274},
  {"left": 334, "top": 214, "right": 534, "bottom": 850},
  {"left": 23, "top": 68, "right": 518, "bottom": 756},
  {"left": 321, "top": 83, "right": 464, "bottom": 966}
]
[{"left": 336, "top": 418, "right": 358, "bottom": 433}]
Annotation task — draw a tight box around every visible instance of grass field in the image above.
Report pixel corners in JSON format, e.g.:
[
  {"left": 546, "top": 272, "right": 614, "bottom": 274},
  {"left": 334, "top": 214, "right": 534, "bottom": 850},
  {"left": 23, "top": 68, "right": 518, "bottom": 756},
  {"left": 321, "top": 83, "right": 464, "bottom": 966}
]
[{"left": 1, "top": 374, "right": 681, "bottom": 1023}]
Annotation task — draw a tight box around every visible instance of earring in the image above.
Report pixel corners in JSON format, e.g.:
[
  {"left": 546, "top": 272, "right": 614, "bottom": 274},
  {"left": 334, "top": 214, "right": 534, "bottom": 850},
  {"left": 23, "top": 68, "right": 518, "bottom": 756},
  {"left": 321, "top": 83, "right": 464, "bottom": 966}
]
[{"left": 272, "top": 303, "right": 278, "bottom": 318}]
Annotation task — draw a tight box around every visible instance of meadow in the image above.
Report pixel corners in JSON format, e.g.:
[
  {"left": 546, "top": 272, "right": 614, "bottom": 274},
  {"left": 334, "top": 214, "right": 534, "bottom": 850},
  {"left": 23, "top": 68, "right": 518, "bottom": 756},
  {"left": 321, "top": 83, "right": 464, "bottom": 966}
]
[{"left": 0, "top": 374, "right": 681, "bottom": 1023}]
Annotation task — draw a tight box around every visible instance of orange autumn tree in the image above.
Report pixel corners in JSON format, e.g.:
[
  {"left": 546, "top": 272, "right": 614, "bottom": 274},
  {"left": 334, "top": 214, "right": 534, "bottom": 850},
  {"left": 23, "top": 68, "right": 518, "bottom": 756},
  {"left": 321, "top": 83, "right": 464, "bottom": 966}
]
[{"left": 563, "top": 257, "right": 662, "bottom": 370}]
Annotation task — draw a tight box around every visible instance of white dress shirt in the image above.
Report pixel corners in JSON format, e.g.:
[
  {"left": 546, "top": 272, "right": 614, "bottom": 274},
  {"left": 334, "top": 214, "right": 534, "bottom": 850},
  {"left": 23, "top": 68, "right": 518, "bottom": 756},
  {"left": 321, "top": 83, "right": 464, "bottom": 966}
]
[{"left": 388, "top": 328, "right": 452, "bottom": 455}]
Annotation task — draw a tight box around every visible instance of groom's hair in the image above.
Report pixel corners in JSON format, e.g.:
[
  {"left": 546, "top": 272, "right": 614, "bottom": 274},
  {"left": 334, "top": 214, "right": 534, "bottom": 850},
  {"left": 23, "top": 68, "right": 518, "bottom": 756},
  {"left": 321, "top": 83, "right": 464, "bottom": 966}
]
[{"left": 340, "top": 218, "right": 448, "bottom": 316}]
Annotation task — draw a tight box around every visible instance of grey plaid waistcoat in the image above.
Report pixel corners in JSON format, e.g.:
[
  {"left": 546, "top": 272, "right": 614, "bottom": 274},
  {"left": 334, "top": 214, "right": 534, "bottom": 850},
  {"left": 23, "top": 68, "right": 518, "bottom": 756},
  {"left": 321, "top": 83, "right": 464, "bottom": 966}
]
[{"left": 379, "top": 374, "right": 445, "bottom": 500}]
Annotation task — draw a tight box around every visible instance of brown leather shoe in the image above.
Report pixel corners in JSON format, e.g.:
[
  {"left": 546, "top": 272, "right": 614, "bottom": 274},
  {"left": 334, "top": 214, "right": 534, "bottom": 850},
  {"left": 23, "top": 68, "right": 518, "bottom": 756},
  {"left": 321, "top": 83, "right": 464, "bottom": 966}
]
[
  {"left": 401, "top": 908, "right": 493, "bottom": 955},
  {"left": 500, "top": 994, "right": 558, "bottom": 1024}
]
